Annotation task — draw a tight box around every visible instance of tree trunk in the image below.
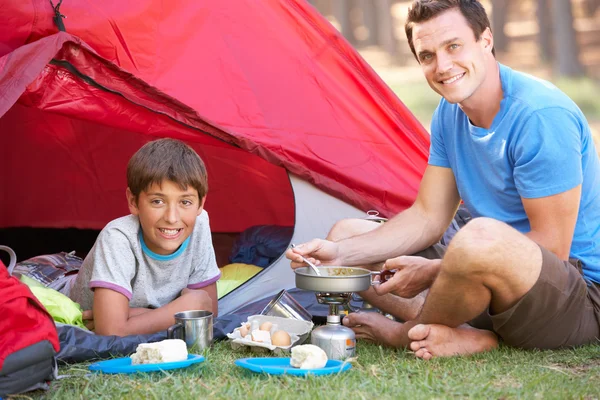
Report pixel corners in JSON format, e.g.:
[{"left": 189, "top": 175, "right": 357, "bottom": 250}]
[
  {"left": 360, "top": 0, "right": 378, "bottom": 46},
  {"left": 374, "top": 0, "right": 401, "bottom": 62},
  {"left": 537, "top": 0, "right": 553, "bottom": 62},
  {"left": 333, "top": 0, "right": 355, "bottom": 45},
  {"left": 490, "top": 0, "right": 509, "bottom": 52},
  {"left": 550, "top": 0, "right": 585, "bottom": 76}
]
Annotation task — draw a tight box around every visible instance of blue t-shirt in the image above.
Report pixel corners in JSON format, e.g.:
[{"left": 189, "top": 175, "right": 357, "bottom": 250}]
[{"left": 429, "top": 63, "right": 600, "bottom": 284}]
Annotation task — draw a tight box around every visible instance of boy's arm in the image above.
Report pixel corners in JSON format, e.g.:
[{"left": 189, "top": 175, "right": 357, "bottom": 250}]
[
  {"left": 184, "top": 282, "right": 218, "bottom": 318},
  {"left": 93, "top": 286, "right": 216, "bottom": 336}
]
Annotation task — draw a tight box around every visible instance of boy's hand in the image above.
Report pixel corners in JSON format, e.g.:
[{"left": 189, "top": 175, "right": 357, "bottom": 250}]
[{"left": 82, "top": 309, "right": 95, "bottom": 331}]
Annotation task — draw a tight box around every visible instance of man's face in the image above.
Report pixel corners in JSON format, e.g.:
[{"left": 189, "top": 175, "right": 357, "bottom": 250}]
[
  {"left": 127, "top": 180, "right": 204, "bottom": 255},
  {"left": 412, "top": 9, "right": 493, "bottom": 105}
]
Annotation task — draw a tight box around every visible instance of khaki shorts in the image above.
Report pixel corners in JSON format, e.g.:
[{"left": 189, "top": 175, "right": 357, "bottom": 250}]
[{"left": 417, "top": 244, "right": 600, "bottom": 349}]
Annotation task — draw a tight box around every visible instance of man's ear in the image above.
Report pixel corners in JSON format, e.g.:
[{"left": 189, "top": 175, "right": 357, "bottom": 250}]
[
  {"left": 198, "top": 196, "right": 207, "bottom": 215},
  {"left": 481, "top": 27, "right": 494, "bottom": 54},
  {"left": 126, "top": 188, "right": 139, "bottom": 216}
]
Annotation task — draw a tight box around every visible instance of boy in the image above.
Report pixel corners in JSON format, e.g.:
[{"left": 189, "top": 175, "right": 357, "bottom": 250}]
[{"left": 70, "top": 138, "right": 220, "bottom": 336}]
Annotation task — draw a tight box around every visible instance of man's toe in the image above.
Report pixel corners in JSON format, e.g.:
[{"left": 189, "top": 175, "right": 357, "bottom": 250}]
[{"left": 407, "top": 323, "right": 430, "bottom": 341}]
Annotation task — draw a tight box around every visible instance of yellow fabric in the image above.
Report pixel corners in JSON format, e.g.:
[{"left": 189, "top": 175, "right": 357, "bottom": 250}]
[
  {"left": 217, "top": 263, "right": 262, "bottom": 299},
  {"left": 20, "top": 275, "right": 88, "bottom": 329}
]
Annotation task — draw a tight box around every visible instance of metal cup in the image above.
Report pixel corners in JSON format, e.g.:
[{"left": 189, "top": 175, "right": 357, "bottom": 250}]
[
  {"left": 167, "top": 310, "right": 213, "bottom": 351},
  {"left": 260, "top": 289, "right": 312, "bottom": 321}
]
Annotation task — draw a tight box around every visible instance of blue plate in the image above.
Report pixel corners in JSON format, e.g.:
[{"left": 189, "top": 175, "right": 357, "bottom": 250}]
[
  {"left": 234, "top": 357, "right": 351, "bottom": 376},
  {"left": 89, "top": 354, "right": 205, "bottom": 374}
]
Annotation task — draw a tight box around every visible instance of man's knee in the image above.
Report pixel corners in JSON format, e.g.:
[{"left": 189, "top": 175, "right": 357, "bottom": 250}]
[
  {"left": 327, "top": 218, "right": 380, "bottom": 241},
  {"left": 442, "top": 217, "right": 512, "bottom": 275}
]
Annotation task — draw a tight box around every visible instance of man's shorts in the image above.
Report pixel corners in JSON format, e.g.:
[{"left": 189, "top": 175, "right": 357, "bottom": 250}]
[
  {"left": 481, "top": 246, "right": 600, "bottom": 349},
  {"left": 416, "top": 244, "right": 600, "bottom": 349}
]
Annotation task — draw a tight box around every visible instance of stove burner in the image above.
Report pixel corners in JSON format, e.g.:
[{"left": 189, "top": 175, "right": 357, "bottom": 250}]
[{"left": 315, "top": 292, "right": 352, "bottom": 306}]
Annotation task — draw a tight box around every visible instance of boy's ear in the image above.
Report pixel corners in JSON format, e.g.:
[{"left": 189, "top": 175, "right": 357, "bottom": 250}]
[
  {"left": 198, "top": 196, "right": 207, "bottom": 215},
  {"left": 126, "top": 188, "right": 139, "bottom": 215}
]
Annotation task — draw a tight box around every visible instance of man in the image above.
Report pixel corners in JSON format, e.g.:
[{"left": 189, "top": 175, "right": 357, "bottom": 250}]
[{"left": 287, "top": 0, "right": 600, "bottom": 359}]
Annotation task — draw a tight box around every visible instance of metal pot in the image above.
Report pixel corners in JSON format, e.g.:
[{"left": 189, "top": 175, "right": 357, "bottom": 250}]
[{"left": 295, "top": 266, "right": 373, "bottom": 293}]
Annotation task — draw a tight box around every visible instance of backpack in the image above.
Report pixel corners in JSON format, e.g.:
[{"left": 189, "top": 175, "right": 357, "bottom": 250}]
[{"left": 0, "top": 246, "right": 60, "bottom": 397}]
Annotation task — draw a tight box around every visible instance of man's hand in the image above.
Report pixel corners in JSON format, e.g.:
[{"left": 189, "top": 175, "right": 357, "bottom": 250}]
[
  {"left": 285, "top": 239, "right": 341, "bottom": 269},
  {"left": 373, "top": 256, "right": 441, "bottom": 298},
  {"left": 82, "top": 309, "right": 95, "bottom": 331}
]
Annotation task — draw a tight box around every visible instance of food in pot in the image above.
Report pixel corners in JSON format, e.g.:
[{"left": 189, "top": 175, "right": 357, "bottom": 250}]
[
  {"left": 330, "top": 267, "right": 359, "bottom": 276},
  {"left": 130, "top": 339, "right": 187, "bottom": 365}
]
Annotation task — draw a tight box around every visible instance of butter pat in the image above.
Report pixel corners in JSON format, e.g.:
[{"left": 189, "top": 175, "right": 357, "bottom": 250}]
[
  {"left": 130, "top": 339, "right": 188, "bottom": 365},
  {"left": 290, "top": 344, "right": 328, "bottom": 369}
]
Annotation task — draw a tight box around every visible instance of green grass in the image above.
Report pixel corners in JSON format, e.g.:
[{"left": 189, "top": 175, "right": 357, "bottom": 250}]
[
  {"left": 30, "top": 340, "right": 600, "bottom": 400},
  {"left": 389, "top": 77, "right": 600, "bottom": 131}
]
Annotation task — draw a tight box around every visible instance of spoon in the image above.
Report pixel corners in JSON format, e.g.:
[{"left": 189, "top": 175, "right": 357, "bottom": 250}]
[{"left": 290, "top": 244, "right": 322, "bottom": 276}]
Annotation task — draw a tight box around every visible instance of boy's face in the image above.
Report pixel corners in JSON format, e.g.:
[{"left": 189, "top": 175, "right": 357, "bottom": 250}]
[
  {"left": 412, "top": 8, "right": 493, "bottom": 106},
  {"left": 127, "top": 180, "right": 205, "bottom": 255}
]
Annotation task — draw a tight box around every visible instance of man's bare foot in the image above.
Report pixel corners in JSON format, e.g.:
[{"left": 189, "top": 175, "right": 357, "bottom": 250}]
[
  {"left": 342, "top": 312, "right": 408, "bottom": 348},
  {"left": 407, "top": 324, "right": 498, "bottom": 360}
]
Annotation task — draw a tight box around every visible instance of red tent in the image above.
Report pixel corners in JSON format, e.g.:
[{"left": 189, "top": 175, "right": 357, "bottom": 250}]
[
  {"left": 0, "top": 0, "right": 428, "bottom": 231},
  {"left": 0, "top": 0, "right": 429, "bottom": 312}
]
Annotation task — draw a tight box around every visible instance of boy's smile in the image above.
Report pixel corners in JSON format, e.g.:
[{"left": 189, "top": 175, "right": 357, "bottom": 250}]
[{"left": 127, "top": 180, "right": 205, "bottom": 255}]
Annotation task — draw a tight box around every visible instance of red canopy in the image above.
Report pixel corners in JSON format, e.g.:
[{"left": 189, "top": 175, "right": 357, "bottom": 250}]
[{"left": 0, "top": 0, "right": 429, "bottom": 232}]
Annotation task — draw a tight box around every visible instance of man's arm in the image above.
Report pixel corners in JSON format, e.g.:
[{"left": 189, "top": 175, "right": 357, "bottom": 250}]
[
  {"left": 93, "top": 283, "right": 217, "bottom": 336},
  {"left": 522, "top": 185, "right": 581, "bottom": 260},
  {"left": 337, "top": 165, "right": 462, "bottom": 266}
]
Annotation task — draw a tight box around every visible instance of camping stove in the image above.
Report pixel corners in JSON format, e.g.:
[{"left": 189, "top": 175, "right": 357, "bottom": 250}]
[{"left": 310, "top": 292, "right": 356, "bottom": 360}]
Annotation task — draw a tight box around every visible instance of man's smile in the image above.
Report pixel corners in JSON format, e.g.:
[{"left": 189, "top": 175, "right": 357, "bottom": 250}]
[{"left": 440, "top": 72, "right": 465, "bottom": 85}]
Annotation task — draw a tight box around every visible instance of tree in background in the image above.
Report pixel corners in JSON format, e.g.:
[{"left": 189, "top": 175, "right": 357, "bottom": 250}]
[
  {"left": 549, "top": 0, "right": 585, "bottom": 77},
  {"left": 490, "top": 0, "right": 509, "bottom": 52},
  {"left": 536, "top": 0, "right": 553, "bottom": 62},
  {"left": 313, "top": 0, "right": 589, "bottom": 77}
]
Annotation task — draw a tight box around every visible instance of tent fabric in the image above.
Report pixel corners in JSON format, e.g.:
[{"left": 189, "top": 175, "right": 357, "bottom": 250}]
[{"left": 0, "top": 0, "right": 429, "bottom": 235}]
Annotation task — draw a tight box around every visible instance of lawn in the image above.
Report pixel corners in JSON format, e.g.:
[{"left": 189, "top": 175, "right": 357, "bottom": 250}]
[{"left": 34, "top": 340, "right": 600, "bottom": 399}]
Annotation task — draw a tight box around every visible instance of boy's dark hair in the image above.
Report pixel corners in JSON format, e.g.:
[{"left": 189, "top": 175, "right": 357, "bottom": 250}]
[
  {"left": 405, "top": 0, "right": 495, "bottom": 60},
  {"left": 127, "top": 138, "right": 208, "bottom": 202}
]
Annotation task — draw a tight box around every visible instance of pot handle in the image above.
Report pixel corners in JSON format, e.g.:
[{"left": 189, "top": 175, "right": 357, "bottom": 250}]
[{"left": 370, "top": 269, "right": 396, "bottom": 285}]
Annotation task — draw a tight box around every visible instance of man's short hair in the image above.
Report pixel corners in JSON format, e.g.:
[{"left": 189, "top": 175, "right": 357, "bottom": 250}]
[
  {"left": 127, "top": 138, "right": 208, "bottom": 201},
  {"left": 405, "top": 0, "right": 495, "bottom": 60}
]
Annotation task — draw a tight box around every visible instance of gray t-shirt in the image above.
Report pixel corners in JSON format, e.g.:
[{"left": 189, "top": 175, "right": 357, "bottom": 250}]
[{"left": 70, "top": 210, "right": 220, "bottom": 310}]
